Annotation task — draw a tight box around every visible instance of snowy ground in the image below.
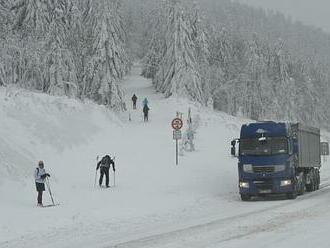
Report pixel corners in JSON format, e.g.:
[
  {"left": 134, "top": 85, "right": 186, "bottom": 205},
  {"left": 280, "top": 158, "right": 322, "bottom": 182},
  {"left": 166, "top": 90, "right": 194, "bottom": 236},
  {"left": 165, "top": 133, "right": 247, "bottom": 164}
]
[{"left": 1, "top": 64, "right": 330, "bottom": 248}]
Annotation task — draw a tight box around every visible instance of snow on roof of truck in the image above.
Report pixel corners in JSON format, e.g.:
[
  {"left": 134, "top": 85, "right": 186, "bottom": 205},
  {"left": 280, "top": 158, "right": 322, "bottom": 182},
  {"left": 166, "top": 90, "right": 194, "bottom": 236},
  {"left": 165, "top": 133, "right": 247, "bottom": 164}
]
[{"left": 241, "top": 122, "right": 288, "bottom": 138}]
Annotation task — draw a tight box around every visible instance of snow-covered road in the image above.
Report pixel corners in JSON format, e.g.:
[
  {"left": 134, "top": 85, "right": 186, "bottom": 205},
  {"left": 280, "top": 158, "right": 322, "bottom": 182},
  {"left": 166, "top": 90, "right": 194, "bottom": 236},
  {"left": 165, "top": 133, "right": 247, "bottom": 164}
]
[
  {"left": 1, "top": 64, "right": 330, "bottom": 248},
  {"left": 111, "top": 182, "right": 330, "bottom": 248}
]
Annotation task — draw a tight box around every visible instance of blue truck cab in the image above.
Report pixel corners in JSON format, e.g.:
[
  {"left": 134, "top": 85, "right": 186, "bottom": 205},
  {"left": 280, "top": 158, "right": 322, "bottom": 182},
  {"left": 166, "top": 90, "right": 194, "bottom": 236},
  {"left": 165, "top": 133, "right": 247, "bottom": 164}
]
[{"left": 231, "top": 122, "right": 322, "bottom": 201}]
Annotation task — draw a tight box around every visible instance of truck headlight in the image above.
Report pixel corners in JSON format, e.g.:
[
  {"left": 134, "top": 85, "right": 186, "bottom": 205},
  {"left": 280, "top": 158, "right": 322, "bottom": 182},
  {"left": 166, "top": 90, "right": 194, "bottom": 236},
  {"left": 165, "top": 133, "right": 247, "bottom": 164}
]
[
  {"left": 243, "top": 164, "right": 253, "bottom": 173},
  {"left": 280, "top": 180, "right": 292, "bottom": 186},
  {"left": 239, "top": 181, "right": 250, "bottom": 188}
]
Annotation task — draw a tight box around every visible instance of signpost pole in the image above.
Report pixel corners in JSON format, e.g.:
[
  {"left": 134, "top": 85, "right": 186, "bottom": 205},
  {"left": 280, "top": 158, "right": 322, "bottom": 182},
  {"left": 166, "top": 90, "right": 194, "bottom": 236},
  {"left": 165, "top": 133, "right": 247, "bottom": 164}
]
[
  {"left": 172, "top": 117, "right": 183, "bottom": 166},
  {"left": 176, "top": 139, "right": 178, "bottom": 165}
]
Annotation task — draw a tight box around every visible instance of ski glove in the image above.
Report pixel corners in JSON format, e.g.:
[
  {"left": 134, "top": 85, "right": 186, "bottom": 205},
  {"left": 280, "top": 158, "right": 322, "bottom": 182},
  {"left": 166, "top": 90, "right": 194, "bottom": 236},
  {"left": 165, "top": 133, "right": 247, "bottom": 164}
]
[{"left": 41, "top": 173, "right": 50, "bottom": 179}]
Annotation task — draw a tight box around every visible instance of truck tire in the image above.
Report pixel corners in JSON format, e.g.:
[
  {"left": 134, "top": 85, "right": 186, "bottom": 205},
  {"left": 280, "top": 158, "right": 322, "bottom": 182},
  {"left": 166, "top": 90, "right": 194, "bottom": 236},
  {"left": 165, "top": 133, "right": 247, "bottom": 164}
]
[
  {"left": 306, "top": 184, "right": 313, "bottom": 192},
  {"left": 240, "top": 194, "right": 251, "bottom": 201},
  {"left": 287, "top": 182, "right": 298, "bottom": 199},
  {"left": 316, "top": 170, "right": 320, "bottom": 190},
  {"left": 298, "top": 178, "right": 305, "bottom": 195},
  {"left": 306, "top": 180, "right": 315, "bottom": 192},
  {"left": 306, "top": 169, "right": 315, "bottom": 192}
]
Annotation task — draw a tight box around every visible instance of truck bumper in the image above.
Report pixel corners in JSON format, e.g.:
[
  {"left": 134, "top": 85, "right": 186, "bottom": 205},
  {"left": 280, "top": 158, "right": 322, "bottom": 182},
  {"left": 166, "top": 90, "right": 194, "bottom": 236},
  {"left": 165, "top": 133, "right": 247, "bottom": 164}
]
[{"left": 239, "top": 178, "right": 294, "bottom": 195}]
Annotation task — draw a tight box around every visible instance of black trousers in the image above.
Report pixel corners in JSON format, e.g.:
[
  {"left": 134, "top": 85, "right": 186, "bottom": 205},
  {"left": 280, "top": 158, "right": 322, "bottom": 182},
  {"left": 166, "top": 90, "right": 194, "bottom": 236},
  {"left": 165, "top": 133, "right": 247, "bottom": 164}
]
[
  {"left": 144, "top": 112, "right": 148, "bottom": 122},
  {"left": 35, "top": 182, "right": 45, "bottom": 204},
  {"left": 38, "top": 191, "right": 43, "bottom": 204},
  {"left": 133, "top": 101, "right": 137, "bottom": 109},
  {"left": 99, "top": 167, "right": 110, "bottom": 186}
]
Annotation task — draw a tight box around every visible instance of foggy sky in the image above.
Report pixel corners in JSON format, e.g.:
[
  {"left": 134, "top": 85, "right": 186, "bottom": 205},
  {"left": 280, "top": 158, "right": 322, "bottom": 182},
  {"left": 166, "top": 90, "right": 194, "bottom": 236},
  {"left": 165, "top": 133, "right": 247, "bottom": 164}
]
[{"left": 236, "top": 0, "right": 330, "bottom": 33}]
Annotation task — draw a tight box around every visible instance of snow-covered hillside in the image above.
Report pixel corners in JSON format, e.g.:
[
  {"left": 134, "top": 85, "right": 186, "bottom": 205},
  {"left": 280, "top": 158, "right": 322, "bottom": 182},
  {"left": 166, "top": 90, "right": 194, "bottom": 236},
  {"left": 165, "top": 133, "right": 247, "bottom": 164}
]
[{"left": 1, "top": 65, "right": 330, "bottom": 248}]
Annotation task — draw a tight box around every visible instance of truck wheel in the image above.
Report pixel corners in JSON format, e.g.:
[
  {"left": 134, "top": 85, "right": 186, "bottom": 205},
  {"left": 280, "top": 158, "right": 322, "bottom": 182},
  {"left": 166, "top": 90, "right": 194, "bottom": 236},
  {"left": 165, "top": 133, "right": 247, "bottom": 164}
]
[
  {"left": 306, "top": 169, "right": 316, "bottom": 192},
  {"left": 312, "top": 178, "right": 318, "bottom": 191},
  {"left": 240, "top": 194, "right": 251, "bottom": 201},
  {"left": 311, "top": 172, "right": 317, "bottom": 191},
  {"left": 316, "top": 170, "right": 320, "bottom": 190},
  {"left": 306, "top": 183, "right": 313, "bottom": 192},
  {"left": 298, "top": 178, "right": 305, "bottom": 195},
  {"left": 306, "top": 176, "right": 314, "bottom": 192},
  {"left": 287, "top": 182, "right": 298, "bottom": 199}
]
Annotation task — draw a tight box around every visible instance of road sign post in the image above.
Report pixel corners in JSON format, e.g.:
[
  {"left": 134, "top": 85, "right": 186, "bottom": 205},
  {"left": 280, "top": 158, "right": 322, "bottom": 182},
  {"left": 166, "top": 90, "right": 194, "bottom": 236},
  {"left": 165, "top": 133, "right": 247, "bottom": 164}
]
[{"left": 172, "top": 117, "right": 183, "bottom": 165}]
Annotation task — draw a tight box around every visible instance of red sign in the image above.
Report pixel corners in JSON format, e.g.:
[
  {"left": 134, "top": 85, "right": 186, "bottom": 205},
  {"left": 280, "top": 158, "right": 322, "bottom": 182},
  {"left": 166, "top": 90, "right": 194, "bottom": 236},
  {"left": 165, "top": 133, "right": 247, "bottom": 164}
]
[{"left": 171, "top": 118, "right": 183, "bottom": 130}]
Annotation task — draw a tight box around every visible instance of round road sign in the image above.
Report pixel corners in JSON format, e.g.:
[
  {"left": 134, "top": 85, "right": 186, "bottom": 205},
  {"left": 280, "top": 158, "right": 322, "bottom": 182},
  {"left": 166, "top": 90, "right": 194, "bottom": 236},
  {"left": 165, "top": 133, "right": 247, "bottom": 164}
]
[{"left": 171, "top": 118, "right": 183, "bottom": 130}]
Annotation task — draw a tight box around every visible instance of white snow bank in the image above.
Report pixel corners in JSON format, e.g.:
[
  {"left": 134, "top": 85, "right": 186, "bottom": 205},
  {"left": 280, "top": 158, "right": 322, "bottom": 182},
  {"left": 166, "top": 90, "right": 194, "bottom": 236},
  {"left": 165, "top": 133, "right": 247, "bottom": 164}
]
[
  {"left": 1, "top": 65, "right": 330, "bottom": 248},
  {"left": 0, "top": 86, "right": 120, "bottom": 182}
]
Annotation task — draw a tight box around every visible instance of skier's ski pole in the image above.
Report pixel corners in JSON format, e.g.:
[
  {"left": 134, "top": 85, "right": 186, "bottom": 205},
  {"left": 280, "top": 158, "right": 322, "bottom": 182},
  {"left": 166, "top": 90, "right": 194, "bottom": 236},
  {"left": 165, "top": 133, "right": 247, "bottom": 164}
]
[
  {"left": 94, "top": 170, "right": 97, "bottom": 188},
  {"left": 113, "top": 156, "right": 116, "bottom": 187},
  {"left": 94, "top": 156, "right": 99, "bottom": 188},
  {"left": 46, "top": 177, "right": 55, "bottom": 205}
]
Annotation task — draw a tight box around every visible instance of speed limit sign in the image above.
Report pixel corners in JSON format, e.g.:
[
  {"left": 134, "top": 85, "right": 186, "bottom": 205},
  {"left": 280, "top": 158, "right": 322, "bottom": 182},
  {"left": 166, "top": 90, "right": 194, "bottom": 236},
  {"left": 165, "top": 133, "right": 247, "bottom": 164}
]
[{"left": 171, "top": 118, "right": 183, "bottom": 130}]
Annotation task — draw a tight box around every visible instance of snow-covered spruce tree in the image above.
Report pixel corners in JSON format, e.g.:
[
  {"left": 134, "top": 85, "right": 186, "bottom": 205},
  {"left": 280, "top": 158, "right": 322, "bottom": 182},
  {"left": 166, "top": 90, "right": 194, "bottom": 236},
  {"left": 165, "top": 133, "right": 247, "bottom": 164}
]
[
  {"left": 141, "top": 6, "right": 166, "bottom": 79},
  {"left": 6, "top": 0, "right": 77, "bottom": 94},
  {"left": 152, "top": 0, "right": 208, "bottom": 104},
  {"left": 62, "top": 0, "right": 92, "bottom": 99},
  {"left": 10, "top": 0, "right": 52, "bottom": 36},
  {"left": 0, "top": 1, "right": 12, "bottom": 33},
  {"left": 0, "top": 1, "right": 13, "bottom": 86},
  {"left": 189, "top": 1, "right": 211, "bottom": 105},
  {"left": 208, "top": 27, "right": 248, "bottom": 115},
  {"left": 266, "top": 39, "right": 297, "bottom": 121},
  {"left": 82, "top": 0, "right": 130, "bottom": 110},
  {"left": 44, "top": 2, "right": 77, "bottom": 97},
  {"left": 6, "top": 0, "right": 55, "bottom": 89},
  {"left": 240, "top": 33, "right": 267, "bottom": 120}
]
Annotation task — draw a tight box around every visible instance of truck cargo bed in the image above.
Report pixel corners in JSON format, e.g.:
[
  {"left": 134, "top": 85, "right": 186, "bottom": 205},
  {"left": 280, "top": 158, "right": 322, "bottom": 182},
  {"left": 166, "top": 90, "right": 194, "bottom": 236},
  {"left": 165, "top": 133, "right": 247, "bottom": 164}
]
[{"left": 292, "top": 123, "right": 321, "bottom": 168}]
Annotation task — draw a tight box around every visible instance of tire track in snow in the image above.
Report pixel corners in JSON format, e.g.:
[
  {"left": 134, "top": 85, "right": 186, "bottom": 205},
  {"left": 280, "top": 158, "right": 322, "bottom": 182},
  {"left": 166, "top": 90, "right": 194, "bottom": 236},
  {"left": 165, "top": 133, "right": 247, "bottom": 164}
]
[{"left": 109, "top": 182, "right": 330, "bottom": 248}]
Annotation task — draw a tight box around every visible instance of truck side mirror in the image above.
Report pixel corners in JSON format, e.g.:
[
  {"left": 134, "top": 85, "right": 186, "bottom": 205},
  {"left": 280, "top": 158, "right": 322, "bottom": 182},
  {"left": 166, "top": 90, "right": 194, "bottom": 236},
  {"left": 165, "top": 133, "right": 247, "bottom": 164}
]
[
  {"left": 231, "top": 139, "right": 239, "bottom": 157},
  {"left": 231, "top": 147, "right": 236, "bottom": 156}
]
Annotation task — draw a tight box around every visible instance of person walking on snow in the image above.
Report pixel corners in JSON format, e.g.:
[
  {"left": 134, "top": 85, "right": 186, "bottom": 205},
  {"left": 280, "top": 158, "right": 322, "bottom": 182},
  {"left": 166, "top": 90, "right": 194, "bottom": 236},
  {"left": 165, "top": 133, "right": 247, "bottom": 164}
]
[
  {"left": 132, "top": 94, "right": 138, "bottom": 110},
  {"left": 96, "top": 155, "right": 115, "bottom": 187},
  {"left": 34, "top": 160, "right": 50, "bottom": 207},
  {"left": 143, "top": 104, "right": 150, "bottom": 122},
  {"left": 142, "top": 97, "right": 148, "bottom": 107}
]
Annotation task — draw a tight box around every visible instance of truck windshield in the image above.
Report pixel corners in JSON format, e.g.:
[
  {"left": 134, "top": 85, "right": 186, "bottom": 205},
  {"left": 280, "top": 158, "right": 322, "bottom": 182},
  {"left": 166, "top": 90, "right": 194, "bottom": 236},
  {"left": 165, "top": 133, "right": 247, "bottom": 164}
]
[{"left": 239, "top": 137, "right": 288, "bottom": 156}]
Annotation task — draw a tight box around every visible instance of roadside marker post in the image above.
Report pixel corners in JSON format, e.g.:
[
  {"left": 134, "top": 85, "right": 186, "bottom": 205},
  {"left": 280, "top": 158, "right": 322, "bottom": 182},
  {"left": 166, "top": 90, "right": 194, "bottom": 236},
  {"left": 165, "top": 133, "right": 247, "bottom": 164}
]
[{"left": 172, "top": 117, "right": 183, "bottom": 165}]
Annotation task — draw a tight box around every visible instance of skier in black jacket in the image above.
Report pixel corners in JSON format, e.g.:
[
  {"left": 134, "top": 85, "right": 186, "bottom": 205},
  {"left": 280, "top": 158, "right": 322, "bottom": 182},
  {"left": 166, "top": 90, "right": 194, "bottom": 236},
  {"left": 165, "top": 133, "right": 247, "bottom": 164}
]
[
  {"left": 132, "top": 94, "right": 138, "bottom": 109},
  {"left": 96, "top": 155, "right": 115, "bottom": 187}
]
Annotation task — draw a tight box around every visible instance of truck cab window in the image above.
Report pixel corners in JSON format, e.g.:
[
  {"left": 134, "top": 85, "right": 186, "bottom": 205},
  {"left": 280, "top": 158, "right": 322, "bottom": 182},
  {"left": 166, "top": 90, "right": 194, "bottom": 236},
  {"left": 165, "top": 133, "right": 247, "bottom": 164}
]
[
  {"left": 271, "top": 137, "right": 288, "bottom": 155},
  {"left": 240, "top": 137, "right": 288, "bottom": 156}
]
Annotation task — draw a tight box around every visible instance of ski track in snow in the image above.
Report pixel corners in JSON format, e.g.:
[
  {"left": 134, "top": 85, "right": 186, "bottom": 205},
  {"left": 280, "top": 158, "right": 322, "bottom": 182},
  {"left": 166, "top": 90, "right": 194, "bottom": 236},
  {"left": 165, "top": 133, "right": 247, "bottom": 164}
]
[{"left": 1, "top": 64, "right": 330, "bottom": 248}]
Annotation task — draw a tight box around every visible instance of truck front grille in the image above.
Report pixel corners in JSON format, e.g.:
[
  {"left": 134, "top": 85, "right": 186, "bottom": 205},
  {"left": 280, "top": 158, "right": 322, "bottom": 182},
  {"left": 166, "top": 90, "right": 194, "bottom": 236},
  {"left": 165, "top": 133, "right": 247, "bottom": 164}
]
[
  {"left": 253, "top": 166, "right": 275, "bottom": 173},
  {"left": 254, "top": 179, "right": 273, "bottom": 190}
]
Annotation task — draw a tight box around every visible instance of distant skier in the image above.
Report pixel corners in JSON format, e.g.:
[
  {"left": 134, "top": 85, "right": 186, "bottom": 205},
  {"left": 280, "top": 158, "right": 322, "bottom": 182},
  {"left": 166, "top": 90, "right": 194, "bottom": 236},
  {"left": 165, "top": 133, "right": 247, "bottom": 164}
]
[
  {"left": 34, "top": 160, "right": 50, "bottom": 207},
  {"left": 142, "top": 97, "right": 148, "bottom": 107},
  {"left": 96, "top": 155, "right": 115, "bottom": 188},
  {"left": 132, "top": 94, "right": 138, "bottom": 110},
  {"left": 143, "top": 104, "right": 150, "bottom": 122}
]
